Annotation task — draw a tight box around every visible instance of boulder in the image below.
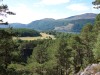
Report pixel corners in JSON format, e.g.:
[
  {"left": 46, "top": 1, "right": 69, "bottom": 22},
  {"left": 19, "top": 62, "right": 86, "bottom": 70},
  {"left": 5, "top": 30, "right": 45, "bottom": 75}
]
[{"left": 77, "top": 63, "right": 100, "bottom": 75}]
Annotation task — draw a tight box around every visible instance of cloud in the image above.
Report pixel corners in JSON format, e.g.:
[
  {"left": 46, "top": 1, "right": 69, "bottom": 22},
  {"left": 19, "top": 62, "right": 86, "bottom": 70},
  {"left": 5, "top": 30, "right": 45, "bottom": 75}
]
[
  {"left": 66, "top": 3, "right": 89, "bottom": 12},
  {"left": 40, "top": 0, "right": 70, "bottom": 5},
  {"left": 6, "top": 3, "right": 69, "bottom": 24},
  {"left": 6, "top": 4, "right": 35, "bottom": 24}
]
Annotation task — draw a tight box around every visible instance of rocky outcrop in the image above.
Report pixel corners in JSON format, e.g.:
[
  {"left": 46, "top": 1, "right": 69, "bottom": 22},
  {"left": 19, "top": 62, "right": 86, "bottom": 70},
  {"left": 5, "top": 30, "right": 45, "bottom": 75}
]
[{"left": 77, "top": 63, "right": 100, "bottom": 75}]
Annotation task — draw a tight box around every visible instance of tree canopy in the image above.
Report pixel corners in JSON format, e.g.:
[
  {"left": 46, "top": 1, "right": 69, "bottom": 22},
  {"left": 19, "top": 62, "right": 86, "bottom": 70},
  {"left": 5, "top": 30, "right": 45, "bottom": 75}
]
[
  {"left": 93, "top": 0, "right": 100, "bottom": 9},
  {"left": 0, "top": 0, "right": 15, "bottom": 25}
]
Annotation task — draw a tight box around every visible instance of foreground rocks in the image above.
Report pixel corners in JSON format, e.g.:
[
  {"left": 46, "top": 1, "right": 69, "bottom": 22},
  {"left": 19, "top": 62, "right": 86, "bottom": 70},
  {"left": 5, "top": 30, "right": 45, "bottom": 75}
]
[{"left": 77, "top": 63, "right": 100, "bottom": 75}]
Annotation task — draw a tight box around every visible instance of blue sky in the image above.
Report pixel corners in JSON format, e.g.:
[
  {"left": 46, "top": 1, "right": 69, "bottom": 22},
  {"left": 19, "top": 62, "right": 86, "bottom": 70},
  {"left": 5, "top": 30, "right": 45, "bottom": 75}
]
[{"left": 2, "top": 0, "right": 100, "bottom": 24}]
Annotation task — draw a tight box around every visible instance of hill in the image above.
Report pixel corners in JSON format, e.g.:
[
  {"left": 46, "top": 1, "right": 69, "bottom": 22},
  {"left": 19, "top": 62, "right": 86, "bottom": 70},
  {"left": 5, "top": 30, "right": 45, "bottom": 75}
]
[
  {"left": 0, "top": 23, "right": 27, "bottom": 28},
  {"left": 27, "top": 18, "right": 55, "bottom": 31},
  {"left": 54, "top": 19, "right": 95, "bottom": 32},
  {"left": 65, "top": 13, "right": 97, "bottom": 20},
  {"left": 10, "top": 23, "right": 27, "bottom": 28},
  {"left": 0, "top": 13, "right": 97, "bottom": 32},
  {"left": 27, "top": 13, "right": 96, "bottom": 32}
]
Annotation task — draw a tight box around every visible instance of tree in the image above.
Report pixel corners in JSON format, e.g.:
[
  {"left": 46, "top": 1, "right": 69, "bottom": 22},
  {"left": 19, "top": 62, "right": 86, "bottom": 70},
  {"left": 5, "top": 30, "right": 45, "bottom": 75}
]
[
  {"left": 0, "top": 0, "right": 16, "bottom": 75},
  {"left": 28, "top": 44, "right": 50, "bottom": 75},
  {"left": 69, "top": 36, "right": 85, "bottom": 73},
  {"left": 33, "top": 45, "right": 49, "bottom": 64},
  {"left": 56, "top": 39, "right": 72, "bottom": 75},
  {"left": 0, "top": 29, "right": 17, "bottom": 75},
  {"left": 92, "top": 14, "right": 100, "bottom": 44},
  {"left": 0, "top": 0, "right": 15, "bottom": 25},
  {"left": 93, "top": 14, "right": 100, "bottom": 35},
  {"left": 80, "top": 24, "right": 94, "bottom": 65},
  {"left": 80, "top": 23, "right": 93, "bottom": 47},
  {"left": 92, "top": 0, "right": 100, "bottom": 9},
  {"left": 93, "top": 33, "right": 100, "bottom": 62}
]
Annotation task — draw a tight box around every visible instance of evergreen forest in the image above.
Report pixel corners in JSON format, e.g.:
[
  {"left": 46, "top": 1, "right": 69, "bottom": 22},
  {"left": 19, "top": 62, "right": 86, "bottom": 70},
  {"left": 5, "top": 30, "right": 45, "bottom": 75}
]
[{"left": 0, "top": 0, "right": 100, "bottom": 75}]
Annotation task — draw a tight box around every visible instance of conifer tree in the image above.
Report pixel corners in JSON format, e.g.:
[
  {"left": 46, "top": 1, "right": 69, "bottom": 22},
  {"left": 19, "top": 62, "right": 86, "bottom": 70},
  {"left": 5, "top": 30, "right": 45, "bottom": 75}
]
[
  {"left": 93, "top": 14, "right": 100, "bottom": 35},
  {"left": 0, "top": 0, "right": 15, "bottom": 25},
  {"left": 69, "top": 36, "right": 84, "bottom": 73},
  {"left": 0, "top": 0, "right": 16, "bottom": 74},
  {"left": 80, "top": 24, "right": 94, "bottom": 64},
  {"left": 93, "top": 0, "right": 100, "bottom": 9},
  {"left": 56, "top": 39, "right": 72, "bottom": 75},
  {"left": 93, "top": 33, "right": 100, "bottom": 62},
  {"left": 28, "top": 44, "right": 49, "bottom": 75}
]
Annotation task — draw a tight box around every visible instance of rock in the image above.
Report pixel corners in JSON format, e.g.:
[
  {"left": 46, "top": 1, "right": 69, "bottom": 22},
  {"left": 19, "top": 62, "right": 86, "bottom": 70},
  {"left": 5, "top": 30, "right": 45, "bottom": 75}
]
[
  {"left": 77, "top": 63, "right": 100, "bottom": 75},
  {"left": 95, "top": 72, "right": 100, "bottom": 75}
]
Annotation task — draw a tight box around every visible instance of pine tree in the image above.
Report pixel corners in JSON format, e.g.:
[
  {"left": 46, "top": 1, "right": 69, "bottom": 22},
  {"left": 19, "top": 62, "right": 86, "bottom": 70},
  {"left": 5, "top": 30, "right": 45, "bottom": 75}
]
[
  {"left": 56, "top": 39, "right": 72, "bottom": 75},
  {"left": 92, "top": 14, "right": 100, "bottom": 49},
  {"left": 93, "top": 14, "right": 100, "bottom": 36},
  {"left": 92, "top": 0, "right": 100, "bottom": 9},
  {"left": 93, "top": 33, "right": 100, "bottom": 62},
  {"left": 69, "top": 36, "right": 85, "bottom": 73},
  {"left": 80, "top": 24, "right": 94, "bottom": 65},
  {"left": 0, "top": 0, "right": 15, "bottom": 25},
  {"left": 33, "top": 45, "right": 49, "bottom": 64},
  {"left": 28, "top": 44, "right": 49, "bottom": 75},
  {"left": 0, "top": 0, "right": 16, "bottom": 74},
  {"left": 0, "top": 29, "right": 16, "bottom": 75}
]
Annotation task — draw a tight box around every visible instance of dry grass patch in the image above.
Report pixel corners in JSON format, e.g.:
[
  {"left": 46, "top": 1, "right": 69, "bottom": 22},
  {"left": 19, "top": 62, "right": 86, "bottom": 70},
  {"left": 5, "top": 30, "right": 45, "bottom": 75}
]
[{"left": 13, "top": 33, "right": 55, "bottom": 41}]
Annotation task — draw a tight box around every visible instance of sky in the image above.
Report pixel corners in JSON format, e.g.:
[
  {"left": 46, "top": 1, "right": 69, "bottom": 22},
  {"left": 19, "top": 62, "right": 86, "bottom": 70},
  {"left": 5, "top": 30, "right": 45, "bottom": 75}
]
[{"left": 1, "top": 0, "right": 100, "bottom": 24}]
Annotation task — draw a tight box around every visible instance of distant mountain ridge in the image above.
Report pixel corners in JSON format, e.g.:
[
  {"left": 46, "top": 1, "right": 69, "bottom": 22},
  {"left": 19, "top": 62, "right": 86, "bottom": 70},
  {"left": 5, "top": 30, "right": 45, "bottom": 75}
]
[
  {"left": 65, "top": 13, "right": 97, "bottom": 20},
  {"left": 10, "top": 23, "right": 27, "bottom": 28},
  {"left": 0, "top": 23, "right": 27, "bottom": 28},
  {"left": 27, "top": 13, "right": 97, "bottom": 32},
  {"left": 0, "top": 13, "right": 97, "bottom": 32}
]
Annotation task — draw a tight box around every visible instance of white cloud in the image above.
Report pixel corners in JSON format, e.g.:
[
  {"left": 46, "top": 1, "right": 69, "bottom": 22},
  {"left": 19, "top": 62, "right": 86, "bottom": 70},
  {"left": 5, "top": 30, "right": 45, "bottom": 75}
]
[
  {"left": 66, "top": 3, "right": 89, "bottom": 12},
  {"left": 33, "top": 2, "right": 45, "bottom": 8},
  {"left": 40, "top": 0, "right": 70, "bottom": 5},
  {"left": 6, "top": 4, "right": 35, "bottom": 24},
  {"left": 6, "top": 3, "right": 69, "bottom": 24},
  {"left": 5, "top": 2, "right": 97, "bottom": 24}
]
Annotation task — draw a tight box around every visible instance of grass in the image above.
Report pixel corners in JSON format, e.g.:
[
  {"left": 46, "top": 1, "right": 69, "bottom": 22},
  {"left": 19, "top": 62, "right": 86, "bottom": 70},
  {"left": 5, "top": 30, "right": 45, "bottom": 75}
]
[{"left": 13, "top": 33, "right": 55, "bottom": 41}]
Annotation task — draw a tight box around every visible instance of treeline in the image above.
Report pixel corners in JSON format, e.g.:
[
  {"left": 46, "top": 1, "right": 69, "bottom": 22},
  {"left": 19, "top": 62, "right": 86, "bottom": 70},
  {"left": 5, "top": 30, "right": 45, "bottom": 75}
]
[
  {"left": 0, "top": 28, "right": 41, "bottom": 37},
  {"left": 44, "top": 30, "right": 78, "bottom": 38},
  {"left": 0, "top": 14, "right": 100, "bottom": 75}
]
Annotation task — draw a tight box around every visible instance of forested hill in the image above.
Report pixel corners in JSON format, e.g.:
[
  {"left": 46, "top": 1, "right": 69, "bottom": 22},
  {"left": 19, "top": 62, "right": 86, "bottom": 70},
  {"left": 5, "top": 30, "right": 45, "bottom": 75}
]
[
  {"left": 64, "top": 13, "right": 97, "bottom": 20},
  {"left": 27, "top": 13, "right": 97, "bottom": 32},
  {"left": 0, "top": 13, "right": 97, "bottom": 32}
]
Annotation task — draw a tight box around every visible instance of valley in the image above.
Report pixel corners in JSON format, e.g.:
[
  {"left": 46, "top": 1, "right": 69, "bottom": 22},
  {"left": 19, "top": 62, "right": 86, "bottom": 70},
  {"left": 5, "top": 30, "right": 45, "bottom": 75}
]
[{"left": 0, "top": 0, "right": 100, "bottom": 75}]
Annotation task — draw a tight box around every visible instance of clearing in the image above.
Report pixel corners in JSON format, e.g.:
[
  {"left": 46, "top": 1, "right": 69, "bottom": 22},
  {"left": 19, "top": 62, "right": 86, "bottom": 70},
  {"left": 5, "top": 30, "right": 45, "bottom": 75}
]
[{"left": 13, "top": 33, "right": 55, "bottom": 41}]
